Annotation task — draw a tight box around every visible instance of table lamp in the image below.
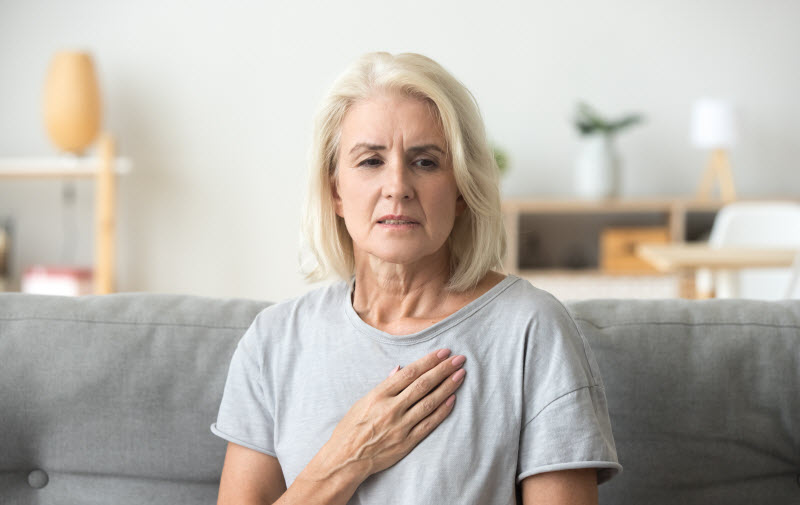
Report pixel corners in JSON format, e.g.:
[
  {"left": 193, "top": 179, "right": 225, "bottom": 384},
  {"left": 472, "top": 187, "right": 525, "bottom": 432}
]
[
  {"left": 43, "top": 51, "right": 102, "bottom": 155},
  {"left": 690, "top": 98, "right": 737, "bottom": 202}
]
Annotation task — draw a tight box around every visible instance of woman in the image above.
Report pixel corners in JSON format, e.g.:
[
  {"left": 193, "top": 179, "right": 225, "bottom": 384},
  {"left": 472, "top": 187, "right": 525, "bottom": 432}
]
[{"left": 211, "top": 52, "right": 621, "bottom": 505}]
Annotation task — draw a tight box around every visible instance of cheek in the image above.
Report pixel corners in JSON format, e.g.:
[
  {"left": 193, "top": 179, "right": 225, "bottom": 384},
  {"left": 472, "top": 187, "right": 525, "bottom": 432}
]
[
  {"left": 425, "top": 189, "right": 460, "bottom": 231},
  {"left": 436, "top": 183, "right": 461, "bottom": 215},
  {"left": 336, "top": 177, "right": 375, "bottom": 220}
]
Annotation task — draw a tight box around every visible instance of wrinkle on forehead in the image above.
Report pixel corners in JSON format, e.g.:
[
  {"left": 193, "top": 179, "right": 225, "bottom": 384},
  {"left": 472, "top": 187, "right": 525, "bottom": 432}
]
[
  {"left": 332, "top": 91, "right": 448, "bottom": 177},
  {"left": 348, "top": 92, "right": 446, "bottom": 147}
]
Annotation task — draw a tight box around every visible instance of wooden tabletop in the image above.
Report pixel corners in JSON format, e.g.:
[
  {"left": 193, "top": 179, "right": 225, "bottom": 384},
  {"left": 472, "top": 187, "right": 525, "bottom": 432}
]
[{"left": 636, "top": 243, "right": 800, "bottom": 272}]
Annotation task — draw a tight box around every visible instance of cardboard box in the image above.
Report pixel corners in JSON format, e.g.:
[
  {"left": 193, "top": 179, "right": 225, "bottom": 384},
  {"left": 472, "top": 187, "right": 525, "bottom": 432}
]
[{"left": 601, "top": 226, "right": 671, "bottom": 274}]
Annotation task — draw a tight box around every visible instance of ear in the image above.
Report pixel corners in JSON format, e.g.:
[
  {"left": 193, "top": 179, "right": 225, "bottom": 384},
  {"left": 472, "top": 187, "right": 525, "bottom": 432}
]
[
  {"left": 455, "top": 194, "right": 467, "bottom": 217},
  {"left": 331, "top": 177, "right": 343, "bottom": 217}
]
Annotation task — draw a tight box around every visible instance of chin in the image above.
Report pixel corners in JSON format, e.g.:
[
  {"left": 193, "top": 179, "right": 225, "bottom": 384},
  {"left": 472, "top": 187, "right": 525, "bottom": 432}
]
[
  {"left": 371, "top": 253, "right": 422, "bottom": 265},
  {"left": 368, "top": 246, "right": 442, "bottom": 266}
]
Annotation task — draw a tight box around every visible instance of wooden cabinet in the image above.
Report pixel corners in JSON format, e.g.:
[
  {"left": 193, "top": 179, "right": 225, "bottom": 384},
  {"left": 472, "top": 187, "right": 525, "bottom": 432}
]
[{"left": 500, "top": 197, "right": 764, "bottom": 299}]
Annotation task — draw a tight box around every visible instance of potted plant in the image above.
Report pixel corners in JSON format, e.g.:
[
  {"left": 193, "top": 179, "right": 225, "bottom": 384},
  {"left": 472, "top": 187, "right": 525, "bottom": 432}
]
[
  {"left": 573, "top": 101, "right": 643, "bottom": 199},
  {"left": 492, "top": 143, "right": 510, "bottom": 177}
]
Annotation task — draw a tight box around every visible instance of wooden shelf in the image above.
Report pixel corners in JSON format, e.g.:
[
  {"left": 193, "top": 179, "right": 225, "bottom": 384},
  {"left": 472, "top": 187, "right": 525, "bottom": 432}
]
[
  {"left": 515, "top": 268, "right": 684, "bottom": 300},
  {"left": 0, "top": 156, "right": 132, "bottom": 178},
  {"left": 502, "top": 196, "right": 800, "bottom": 299},
  {"left": 0, "top": 134, "right": 129, "bottom": 294},
  {"left": 517, "top": 268, "right": 671, "bottom": 277},
  {"left": 501, "top": 196, "right": 797, "bottom": 213}
]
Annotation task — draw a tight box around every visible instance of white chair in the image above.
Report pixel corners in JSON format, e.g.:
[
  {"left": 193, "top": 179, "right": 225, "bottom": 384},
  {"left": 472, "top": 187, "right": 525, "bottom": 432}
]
[{"left": 695, "top": 201, "right": 800, "bottom": 299}]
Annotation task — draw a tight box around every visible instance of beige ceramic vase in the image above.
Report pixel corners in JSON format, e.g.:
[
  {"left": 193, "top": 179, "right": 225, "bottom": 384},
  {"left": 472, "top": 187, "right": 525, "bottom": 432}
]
[{"left": 43, "top": 51, "right": 102, "bottom": 155}]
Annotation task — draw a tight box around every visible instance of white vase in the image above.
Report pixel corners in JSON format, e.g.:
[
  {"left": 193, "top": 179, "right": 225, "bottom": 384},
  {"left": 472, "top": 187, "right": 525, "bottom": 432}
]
[{"left": 575, "top": 133, "right": 621, "bottom": 199}]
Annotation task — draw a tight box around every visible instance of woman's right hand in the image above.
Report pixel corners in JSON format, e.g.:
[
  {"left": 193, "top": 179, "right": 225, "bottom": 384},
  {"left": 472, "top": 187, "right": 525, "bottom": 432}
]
[{"left": 301, "top": 348, "right": 467, "bottom": 484}]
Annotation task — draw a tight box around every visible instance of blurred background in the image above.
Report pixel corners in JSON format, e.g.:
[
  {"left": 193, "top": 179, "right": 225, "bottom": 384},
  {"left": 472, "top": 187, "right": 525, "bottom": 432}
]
[{"left": 1, "top": 0, "right": 799, "bottom": 302}]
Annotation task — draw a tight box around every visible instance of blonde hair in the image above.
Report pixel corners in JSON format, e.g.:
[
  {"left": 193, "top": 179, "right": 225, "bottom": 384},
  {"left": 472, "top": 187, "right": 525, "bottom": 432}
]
[{"left": 300, "top": 51, "right": 506, "bottom": 293}]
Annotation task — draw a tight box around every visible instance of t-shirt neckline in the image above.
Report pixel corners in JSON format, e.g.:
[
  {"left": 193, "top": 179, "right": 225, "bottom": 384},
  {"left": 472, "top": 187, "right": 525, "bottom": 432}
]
[{"left": 342, "top": 273, "right": 520, "bottom": 345}]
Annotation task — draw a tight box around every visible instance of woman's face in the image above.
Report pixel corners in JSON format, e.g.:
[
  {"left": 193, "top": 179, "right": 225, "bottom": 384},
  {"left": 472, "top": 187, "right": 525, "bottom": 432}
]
[{"left": 332, "top": 92, "right": 466, "bottom": 267}]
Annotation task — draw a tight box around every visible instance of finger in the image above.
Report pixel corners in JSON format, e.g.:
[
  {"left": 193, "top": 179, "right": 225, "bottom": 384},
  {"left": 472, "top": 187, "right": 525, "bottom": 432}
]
[
  {"left": 382, "top": 348, "right": 451, "bottom": 397},
  {"left": 388, "top": 365, "right": 401, "bottom": 378},
  {"left": 397, "top": 354, "right": 466, "bottom": 410},
  {"left": 405, "top": 394, "right": 457, "bottom": 450},
  {"left": 404, "top": 366, "right": 465, "bottom": 426}
]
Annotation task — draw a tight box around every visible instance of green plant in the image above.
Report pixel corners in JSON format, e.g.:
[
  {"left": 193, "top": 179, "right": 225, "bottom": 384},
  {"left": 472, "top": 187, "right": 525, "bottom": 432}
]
[
  {"left": 492, "top": 144, "right": 509, "bottom": 176},
  {"left": 574, "top": 101, "right": 643, "bottom": 136}
]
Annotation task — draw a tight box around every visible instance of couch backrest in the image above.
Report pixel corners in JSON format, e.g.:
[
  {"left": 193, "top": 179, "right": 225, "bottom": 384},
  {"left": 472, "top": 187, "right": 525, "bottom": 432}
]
[
  {"left": 0, "top": 292, "right": 270, "bottom": 505},
  {"left": 566, "top": 298, "right": 800, "bottom": 505}
]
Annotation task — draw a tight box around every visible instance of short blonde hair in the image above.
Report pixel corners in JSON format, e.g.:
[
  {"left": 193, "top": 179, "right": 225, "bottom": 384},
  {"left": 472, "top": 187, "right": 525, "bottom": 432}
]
[{"left": 300, "top": 51, "right": 506, "bottom": 293}]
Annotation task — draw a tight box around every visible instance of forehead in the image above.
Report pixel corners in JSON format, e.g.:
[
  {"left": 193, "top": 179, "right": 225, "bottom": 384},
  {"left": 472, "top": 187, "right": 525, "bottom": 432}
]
[{"left": 340, "top": 93, "right": 445, "bottom": 145}]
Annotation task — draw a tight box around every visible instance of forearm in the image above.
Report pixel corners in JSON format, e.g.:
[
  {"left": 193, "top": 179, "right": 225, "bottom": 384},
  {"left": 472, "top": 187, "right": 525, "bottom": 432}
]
[{"left": 273, "top": 445, "right": 368, "bottom": 505}]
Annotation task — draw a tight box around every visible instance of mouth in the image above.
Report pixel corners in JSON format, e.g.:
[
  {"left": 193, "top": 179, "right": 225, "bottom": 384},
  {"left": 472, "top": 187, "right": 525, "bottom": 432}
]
[
  {"left": 377, "top": 214, "right": 420, "bottom": 225},
  {"left": 376, "top": 217, "right": 420, "bottom": 230}
]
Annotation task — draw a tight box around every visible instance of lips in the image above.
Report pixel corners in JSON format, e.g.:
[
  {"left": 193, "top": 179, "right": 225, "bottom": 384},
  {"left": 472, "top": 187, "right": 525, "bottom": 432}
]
[{"left": 377, "top": 214, "right": 419, "bottom": 224}]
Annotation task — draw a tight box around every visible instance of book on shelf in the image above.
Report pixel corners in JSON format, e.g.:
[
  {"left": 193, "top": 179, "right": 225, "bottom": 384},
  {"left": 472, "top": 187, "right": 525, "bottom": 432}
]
[{"left": 0, "top": 218, "right": 10, "bottom": 291}]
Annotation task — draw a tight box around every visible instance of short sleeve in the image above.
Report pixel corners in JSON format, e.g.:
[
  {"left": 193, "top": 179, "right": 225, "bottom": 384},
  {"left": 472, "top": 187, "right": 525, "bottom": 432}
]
[
  {"left": 517, "top": 294, "right": 622, "bottom": 485},
  {"left": 210, "top": 312, "right": 277, "bottom": 457}
]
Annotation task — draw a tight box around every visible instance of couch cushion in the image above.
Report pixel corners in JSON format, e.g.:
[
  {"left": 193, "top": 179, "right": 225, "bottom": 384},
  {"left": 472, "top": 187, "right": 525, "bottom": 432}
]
[
  {"left": 566, "top": 298, "right": 800, "bottom": 505},
  {"left": 0, "top": 292, "right": 270, "bottom": 505},
  {"left": 4, "top": 292, "right": 798, "bottom": 504}
]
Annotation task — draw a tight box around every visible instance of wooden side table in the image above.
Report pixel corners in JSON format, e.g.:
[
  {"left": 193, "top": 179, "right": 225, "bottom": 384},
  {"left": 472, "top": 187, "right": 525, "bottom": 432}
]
[{"left": 636, "top": 243, "right": 800, "bottom": 298}]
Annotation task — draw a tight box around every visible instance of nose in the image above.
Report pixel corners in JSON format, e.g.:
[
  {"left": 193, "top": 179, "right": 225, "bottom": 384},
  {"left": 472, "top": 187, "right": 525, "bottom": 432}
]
[{"left": 381, "top": 158, "right": 414, "bottom": 200}]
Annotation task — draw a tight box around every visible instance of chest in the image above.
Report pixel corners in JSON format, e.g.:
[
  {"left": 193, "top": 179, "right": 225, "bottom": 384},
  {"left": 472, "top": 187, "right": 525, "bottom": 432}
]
[{"left": 270, "top": 338, "right": 526, "bottom": 489}]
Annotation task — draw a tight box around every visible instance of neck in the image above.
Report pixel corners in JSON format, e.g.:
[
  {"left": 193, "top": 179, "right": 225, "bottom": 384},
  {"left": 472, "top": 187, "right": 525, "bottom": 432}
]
[{"left": 351, "top": 246, "right": 453, "bottom": 324}]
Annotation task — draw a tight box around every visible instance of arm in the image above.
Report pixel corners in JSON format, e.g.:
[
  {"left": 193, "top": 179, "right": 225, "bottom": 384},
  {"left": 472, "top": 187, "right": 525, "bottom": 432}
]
[
  {"left": 521, "top": 468, "right": 598, "bottom": 505},
  {"left": 218, "top": 442, "right": 365, "bottom": 505},
  {"left": 218, "top": 442, "right": 286, "bottom": 505}
]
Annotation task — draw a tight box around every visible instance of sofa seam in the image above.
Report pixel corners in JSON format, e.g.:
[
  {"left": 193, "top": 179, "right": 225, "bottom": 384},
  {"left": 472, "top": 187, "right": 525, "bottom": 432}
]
[
  {"left": 573, "top": 318, "right": 800, "bottom": 331},
  {"left": 21, "top": 467, "right": 220, "bottom": 485},
  {"left": 0, "top": 315, "right": 249, "bottom": 331}
]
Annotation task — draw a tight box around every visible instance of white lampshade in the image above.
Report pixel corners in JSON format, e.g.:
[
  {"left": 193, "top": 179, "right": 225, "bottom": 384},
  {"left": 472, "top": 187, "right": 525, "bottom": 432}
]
[{"left": 690, "top": 98, "right": 737, "bottom": 149}]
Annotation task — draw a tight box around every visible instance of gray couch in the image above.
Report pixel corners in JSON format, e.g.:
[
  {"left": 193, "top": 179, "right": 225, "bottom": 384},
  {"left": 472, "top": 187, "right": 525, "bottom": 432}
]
[{"left": 1, "top": 292, "right": 798, "bottom": 504}]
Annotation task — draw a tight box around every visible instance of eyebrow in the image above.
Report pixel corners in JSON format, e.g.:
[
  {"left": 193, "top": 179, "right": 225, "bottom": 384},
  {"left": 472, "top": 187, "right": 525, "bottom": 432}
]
[{"left": 348, "top": 142, "right": 446, "bottom": 156}]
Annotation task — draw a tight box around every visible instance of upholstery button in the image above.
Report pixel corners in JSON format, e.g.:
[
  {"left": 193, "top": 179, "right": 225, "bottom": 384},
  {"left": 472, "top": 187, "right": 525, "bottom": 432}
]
[{"left": 28, "top": 469, "right": 49, "bottom": 489}]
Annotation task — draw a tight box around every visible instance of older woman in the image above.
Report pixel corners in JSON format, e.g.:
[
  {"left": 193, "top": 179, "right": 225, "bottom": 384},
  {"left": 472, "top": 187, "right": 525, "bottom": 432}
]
[{"left": 211, "top": 52, "right": 621, "bottom": 505}]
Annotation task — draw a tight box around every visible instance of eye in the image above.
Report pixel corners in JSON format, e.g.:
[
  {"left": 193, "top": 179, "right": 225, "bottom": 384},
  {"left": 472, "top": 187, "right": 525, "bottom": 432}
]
[
  {"left": 358, "top": 158, "right": 382, "bottom": 167},
  {"left": 414, "top": 158, "right": 438, "bottom": 170}
]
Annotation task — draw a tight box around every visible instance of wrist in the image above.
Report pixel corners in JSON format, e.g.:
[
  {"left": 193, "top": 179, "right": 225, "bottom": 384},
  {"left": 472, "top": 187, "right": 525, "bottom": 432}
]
[
  {"left": 302, "top": 441, "right": 371, "bottom": 486},
  {"left": 288, "top": 451, "right": 364, "bottom": 505}
]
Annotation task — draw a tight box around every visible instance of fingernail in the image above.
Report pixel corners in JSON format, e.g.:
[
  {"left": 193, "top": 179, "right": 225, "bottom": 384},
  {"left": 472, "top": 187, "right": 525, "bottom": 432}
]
[
  {"left": 437, "top": 348, "right": 451, "bottom": 359},
  {"left": 388, "top": 365, "right": 401, "bottom": 377}
]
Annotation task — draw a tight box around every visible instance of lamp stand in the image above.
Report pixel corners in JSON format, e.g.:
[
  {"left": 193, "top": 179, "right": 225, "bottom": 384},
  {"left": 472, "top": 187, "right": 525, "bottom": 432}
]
[{"left": 695, "top": 148, "right": 737, "bottom": 202}]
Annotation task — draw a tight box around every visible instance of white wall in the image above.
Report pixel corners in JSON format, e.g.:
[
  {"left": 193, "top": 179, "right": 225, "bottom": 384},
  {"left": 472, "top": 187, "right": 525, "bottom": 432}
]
[{"left": 1, "top": 0, "right": 798, "bottom": 301}]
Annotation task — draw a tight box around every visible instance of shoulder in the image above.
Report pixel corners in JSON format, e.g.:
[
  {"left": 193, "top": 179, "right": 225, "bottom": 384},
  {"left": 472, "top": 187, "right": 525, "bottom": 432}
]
[
  {"left": 506, "top": 278, "right": 602, "bottom": 388},
  {"left": 259, "top": 279, "right": 346, "bottom": 319},
  {"left": 495, "top": 275, "right": 575, "bottom": 324},
  {"left": 241, "top": 280, "right": 349, "bottom": 347},
  {"left": 498, "top": 276, "right": 594, "bottom": 365}
]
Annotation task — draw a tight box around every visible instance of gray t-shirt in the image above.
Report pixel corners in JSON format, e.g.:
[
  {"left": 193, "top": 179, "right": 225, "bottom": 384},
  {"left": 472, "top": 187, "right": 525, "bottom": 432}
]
[{"left": 211, "top": 274, "right": 621, "bottom": 504}]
